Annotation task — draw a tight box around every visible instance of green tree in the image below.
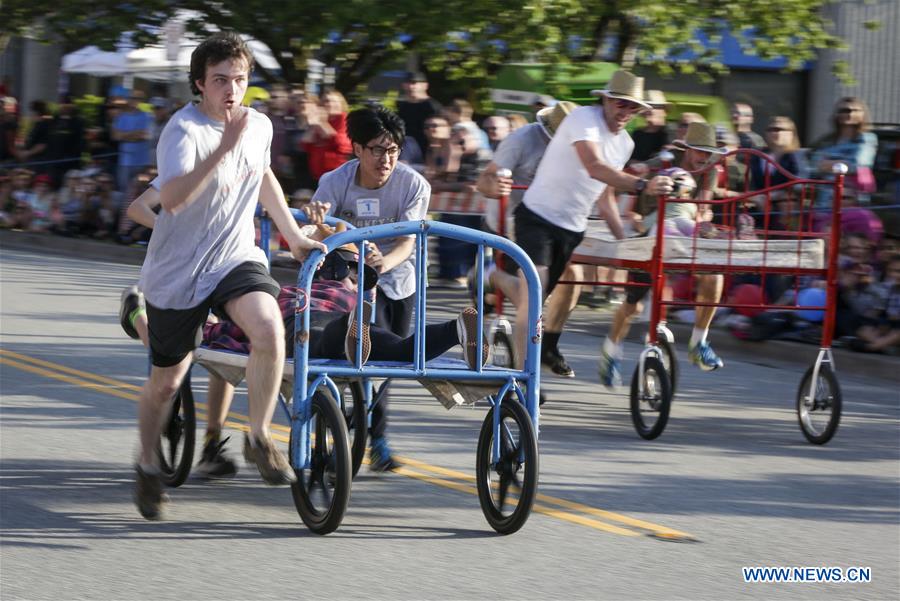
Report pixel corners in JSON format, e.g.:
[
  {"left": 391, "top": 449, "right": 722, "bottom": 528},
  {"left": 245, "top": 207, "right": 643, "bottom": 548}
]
[{"left": 2, "top": 0, "right": 850, "bottom": 99}]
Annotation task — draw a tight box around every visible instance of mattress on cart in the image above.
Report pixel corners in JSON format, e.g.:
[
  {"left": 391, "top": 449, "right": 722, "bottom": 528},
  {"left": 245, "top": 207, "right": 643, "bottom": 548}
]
[
  {"left": 573, "top": 221, "right": 825, "bottom": 269},
  {"left": 193, "top": 347, "right": 500, "bottom": 410}
]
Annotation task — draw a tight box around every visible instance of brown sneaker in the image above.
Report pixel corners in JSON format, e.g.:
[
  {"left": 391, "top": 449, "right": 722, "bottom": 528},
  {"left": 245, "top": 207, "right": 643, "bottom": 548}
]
[
  {"left": 243, "top": 433, "right": 296, "bottom": 485},
  {"left": 344, "top": 301, "right": 373, "bottom": 366},
  {"left": 134, "top": 465, "right": 165, "bottom": 520},
  {"left": 456, "top": 307, "right": 490, "bottom": 369}
]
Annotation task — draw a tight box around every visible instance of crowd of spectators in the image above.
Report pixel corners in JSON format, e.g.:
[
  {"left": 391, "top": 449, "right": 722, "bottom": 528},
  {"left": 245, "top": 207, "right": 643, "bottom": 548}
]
[{"left": 1, "top": 72, "right": 896, "bottom": 355}]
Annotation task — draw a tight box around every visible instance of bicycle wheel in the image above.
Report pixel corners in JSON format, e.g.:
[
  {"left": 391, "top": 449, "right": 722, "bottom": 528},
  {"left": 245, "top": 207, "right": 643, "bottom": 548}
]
[
  {"left": 476, "top": 399, "right": 539, "bottom": 535},
  {"left": 490, "top": 329, "right": 515, "bottom": 369},
  {"left": 657, "top": 338, "right": 679, "bottom": 396},
  {"left": 630, "top": 356, "right": 672, "bottom": 440},
  {"left": 157, "top": 373, "right": 196, "bottom": 487},
  {"left": 796, "top": 364, "right": 842, "bottom": 445},
  {"left": 290, "top": 392, "right": 352, "bottom": 535},
  {"left": 337, "top": 380, "right": 367, "bottom": 477}
]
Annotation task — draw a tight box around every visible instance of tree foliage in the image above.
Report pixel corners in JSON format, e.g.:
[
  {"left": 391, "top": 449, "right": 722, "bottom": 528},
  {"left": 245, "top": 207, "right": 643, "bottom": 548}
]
[{"left": 2, "top": 0, "right": 849, "bottom": 98}]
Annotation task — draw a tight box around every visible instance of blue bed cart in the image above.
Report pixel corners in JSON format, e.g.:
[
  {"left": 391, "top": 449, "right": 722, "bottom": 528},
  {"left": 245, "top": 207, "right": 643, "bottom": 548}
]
[{"left": 161, "top": 218, "right": 544, "bottom": 535}]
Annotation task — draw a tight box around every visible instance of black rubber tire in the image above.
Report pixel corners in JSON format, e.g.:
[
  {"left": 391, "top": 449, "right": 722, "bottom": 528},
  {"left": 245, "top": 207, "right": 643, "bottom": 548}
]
[
  {"left": 157, "top": 372, "right": 196, "bottom": 487},
  {"left": 490, "top": 329, "right": 515, "bottom": 369},
  {"left": 657, "top": 338, "right": 679, "bottom": 397},
  {"left": 338, "top": 381, "right": 367, "bottom": 477},
  {"left": 476, "top": 399, "right": 539, "bottom": 535},
  {"left": 290, "top": 392, "right": 352, "bottom": 535},
  {"left": 796, "top": 364, "right": 842, "bottom": 445},
  {"left": 630, "top": 356, "right": 672, "bottom": 441}
]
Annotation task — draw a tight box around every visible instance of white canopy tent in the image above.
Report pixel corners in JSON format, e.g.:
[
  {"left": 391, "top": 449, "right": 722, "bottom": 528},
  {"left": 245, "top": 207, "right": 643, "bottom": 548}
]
[
  {"left": 61, "top": 36, "right": 281, "bottom": 82},
  {"left": 60, "top": 46, "right": 128, "bottom": 77}
]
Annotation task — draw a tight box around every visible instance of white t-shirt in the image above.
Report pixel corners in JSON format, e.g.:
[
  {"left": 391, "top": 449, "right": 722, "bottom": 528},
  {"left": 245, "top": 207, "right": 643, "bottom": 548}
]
[
  {"left": 139, "top": 103, "right": 272, "bottom": 309},
  {"left": 521, "top": 105, "right": 634, "bottom": 233}
]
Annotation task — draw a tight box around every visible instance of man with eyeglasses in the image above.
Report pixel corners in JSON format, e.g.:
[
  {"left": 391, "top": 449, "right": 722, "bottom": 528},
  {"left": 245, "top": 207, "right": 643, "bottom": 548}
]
[
  {"left": 510, "top": 70, "right": 673, "bottom": 399},
  {"left": 482, "top": 115, "right": 510, "bottom": 151},
  {"left": 313, "top": 104, "right": 431, "bottom": 471}
]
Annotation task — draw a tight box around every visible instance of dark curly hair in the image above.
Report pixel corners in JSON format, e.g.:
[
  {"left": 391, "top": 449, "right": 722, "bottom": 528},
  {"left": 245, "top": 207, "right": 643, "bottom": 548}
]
[
  {"left": 346, "top": 104, "right": 405, "bottom": 149},
  {"left": 189, "top": 32, "right": 254, "bottom": 96}
]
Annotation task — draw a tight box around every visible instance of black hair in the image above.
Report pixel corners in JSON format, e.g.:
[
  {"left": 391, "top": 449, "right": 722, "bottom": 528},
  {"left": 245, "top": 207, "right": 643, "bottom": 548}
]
[
  {"left": 30, "top": 100, "right": 49, "bottom": 116},
  {"left": 189, "top": 32, "right": 254, "bottom": 96},
  {"left": 346, "top": 104, "right": 405, "bottom": 148}
]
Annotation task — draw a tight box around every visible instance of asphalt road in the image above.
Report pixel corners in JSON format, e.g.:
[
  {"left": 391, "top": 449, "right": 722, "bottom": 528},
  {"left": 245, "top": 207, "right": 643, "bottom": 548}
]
[{"left": 1, "top": 248, "right": 898, "bottom": 600}]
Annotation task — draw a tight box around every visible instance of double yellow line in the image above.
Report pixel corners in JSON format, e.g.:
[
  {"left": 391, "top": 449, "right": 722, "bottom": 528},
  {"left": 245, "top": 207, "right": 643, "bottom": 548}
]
[{"left": 0, "top": 348, "right": 696, "bottom": 541}]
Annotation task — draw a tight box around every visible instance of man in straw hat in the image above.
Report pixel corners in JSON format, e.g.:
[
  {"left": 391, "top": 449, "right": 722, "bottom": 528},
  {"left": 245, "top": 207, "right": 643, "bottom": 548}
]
[
  {"left": 509, "top": 70, "right": 674, "bottom": 396},
  {"left": 599, "top": 121, "right": 729, "bottom": 388},
  {"left": 476, "top": 101, "right": 586, "bottom": 381}
]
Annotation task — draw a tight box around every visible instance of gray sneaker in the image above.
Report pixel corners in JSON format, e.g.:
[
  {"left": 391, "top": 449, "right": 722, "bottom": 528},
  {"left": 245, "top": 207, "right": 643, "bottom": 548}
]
[
  {"left": 344, "top": 301, "right": 373, "bottom": 366},
  {"left": 134, "top": 466, "right": 165, "bottom": 520},
  {"left": 243, "top": 433, "right": 296, "bottom": 485},
  {"left": 456, "top": 307, "right": 490, "bottom": 369}
]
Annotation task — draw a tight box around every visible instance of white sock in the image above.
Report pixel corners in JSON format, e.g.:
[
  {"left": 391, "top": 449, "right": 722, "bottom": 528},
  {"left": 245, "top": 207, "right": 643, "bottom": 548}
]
[
  {"left": 690, "top": 327, "right": 708, "bottom": 348},
  {"left": 603, "top": 336, "right": 623, "bottom": 359}
]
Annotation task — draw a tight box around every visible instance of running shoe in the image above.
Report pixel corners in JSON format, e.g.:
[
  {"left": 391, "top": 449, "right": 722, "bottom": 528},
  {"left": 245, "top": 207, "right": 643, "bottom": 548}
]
[
  {"left": 456, "top": 306, "right": 490, "bottom": 369},
  {"left": 598, "top": 348, "right": 622, "bottom": 389},
  {"left": 119, "top": 285, "right": 144, "bottom": 340},
  {"left": 344, "top": 301, "right": 373, "bottom": 367},
  {"left": 542, "top": 346, "right": 575, "bottom": 378},
  {"left": 194, "top": 434, "right": 238, "bottom": 480},
  {"left": 242, "top": 433, "right": 296, "bottom": 485},
  {"left": 688, "top": 340, "right": 724, "bottom": 371},
  {"left": 134, "top": 465, "right": 165, "bottom": 520},
  {"left": 369, "top": 436, "right": 400, "bottom": 472}
]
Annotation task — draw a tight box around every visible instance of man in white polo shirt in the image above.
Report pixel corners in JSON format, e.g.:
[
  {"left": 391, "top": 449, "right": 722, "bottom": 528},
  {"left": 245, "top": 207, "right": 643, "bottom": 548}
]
[{"left": 511, "top": 71, "right": 673, "bottom": 400}]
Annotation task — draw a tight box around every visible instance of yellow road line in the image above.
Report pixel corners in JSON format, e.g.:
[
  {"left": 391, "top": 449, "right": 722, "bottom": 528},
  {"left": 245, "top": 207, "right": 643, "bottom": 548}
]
[
  {"left": 1, "top": 348, "right": 694, "bottom": 539},
  {"left": 0, "top": 349, "right": 290, "bottom": 434}
]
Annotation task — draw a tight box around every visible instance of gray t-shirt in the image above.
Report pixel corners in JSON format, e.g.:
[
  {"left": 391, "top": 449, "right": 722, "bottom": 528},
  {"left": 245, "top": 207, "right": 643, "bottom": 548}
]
[
  {"left": 313, "top": 160, "right": 430, "bottom": 300},
  {"left": 486, "top": 122, "right": 549, "bottom": 233},
  {"left": 139, "top": 103, "right": 272, "bottom": 309}
]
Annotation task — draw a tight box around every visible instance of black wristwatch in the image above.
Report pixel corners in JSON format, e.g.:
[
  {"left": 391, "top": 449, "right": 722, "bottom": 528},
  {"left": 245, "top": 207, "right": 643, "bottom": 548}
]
[{"left": 634, "top": 178, "right": 648, "bottom": 193}]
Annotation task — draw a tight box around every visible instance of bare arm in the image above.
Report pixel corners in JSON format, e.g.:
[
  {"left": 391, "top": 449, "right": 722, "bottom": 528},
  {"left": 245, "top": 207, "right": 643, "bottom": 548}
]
[
  {"left": 258, "top": 167, "right": 326, "bottom": 260},
  {"left": 159, "top": 108, "right": 249, "bottom": 214},
  {"left": 475, "top": 161, "right": 513, "bottom": 198},
  {"left": 575, "top": 140, "right": 673, "bottom": 196},
  {"left": 596, "top": 187, "right": 625, "bottom": 240},
  {"left": 367, "top": 235, "right": 415, "bottom": 274},
  {"left": 126, "top": 187, "right": 161, "bottom": 228}
]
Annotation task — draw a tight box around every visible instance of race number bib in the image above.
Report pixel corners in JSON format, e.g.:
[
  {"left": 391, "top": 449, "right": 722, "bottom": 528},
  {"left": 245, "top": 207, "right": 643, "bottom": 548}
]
[{"left": 356, "top": 198, "right": 380, "bottom": 218}]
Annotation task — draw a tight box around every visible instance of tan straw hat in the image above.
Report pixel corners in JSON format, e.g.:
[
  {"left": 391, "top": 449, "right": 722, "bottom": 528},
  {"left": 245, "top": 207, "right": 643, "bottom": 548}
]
[
  {"left": 674, "top": 122, "right": 728, "bottom": 154},
  {"left": 644, "top": 89, "right": 671, "bottom": 109},
  {"left": 590, "top": 70, "right": 653, "bottom": 111},
  {"left": 536, "top": 101, "right": 578, "bottom": 137}
]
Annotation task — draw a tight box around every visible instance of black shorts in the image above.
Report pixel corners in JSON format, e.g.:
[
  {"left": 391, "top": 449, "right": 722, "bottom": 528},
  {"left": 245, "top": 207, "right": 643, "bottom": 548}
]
[
  {"left": 481, "top": 221, "right": 520, "bottom": 276},
  {"left": 513, "top": 204, "right": 584, "bottom": 297},
  {"left": 146, "top": 262, "right": 280, "bottom": 367},
  {"left": 625, "top": 270, "right": 653, "bottom": 305}
]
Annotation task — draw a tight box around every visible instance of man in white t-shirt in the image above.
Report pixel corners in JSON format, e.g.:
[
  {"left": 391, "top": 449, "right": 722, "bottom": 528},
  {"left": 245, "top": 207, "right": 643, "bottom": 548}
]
[
  {"left": 476, "top": 101, "right": 586, "bottom": 379},
  {"left": 511, "top": 71, "right": 673, "bottom": 396},
  {"left": 134, "top": 32, "right": 325, "bottom": 520}
]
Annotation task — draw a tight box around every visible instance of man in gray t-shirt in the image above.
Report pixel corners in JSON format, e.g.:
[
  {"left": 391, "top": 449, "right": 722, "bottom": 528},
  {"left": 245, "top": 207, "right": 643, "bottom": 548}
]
[
  {"left": 313, "top": 105, "right": 430, "bottom": 471},
  {"left": 132, "top": 33, "right": 325, "bottom": 521}
]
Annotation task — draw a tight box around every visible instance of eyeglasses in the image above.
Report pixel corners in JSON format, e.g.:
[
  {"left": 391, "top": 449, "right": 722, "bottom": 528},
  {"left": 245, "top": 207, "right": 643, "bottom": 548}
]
[
  {"left": 678, "top": 122, "right": 691, "bottom": 127},
  {"left": 365, "top": 144, "right": 401, "bottom": 159},
  {"left": 767, "top": 127, "right": 790, "bottom": 132},
  {"left": 613, "top": 99, "right": 643, "bottom": 113},
  {"left": 837, "top": 107, "right": 860, "bottom": 114},
  {"left": 424, "top": 122, "right": 443, "bottom": 129},
  {"left": 484, "top": 127, "right": 500, "bottom": 132}
]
